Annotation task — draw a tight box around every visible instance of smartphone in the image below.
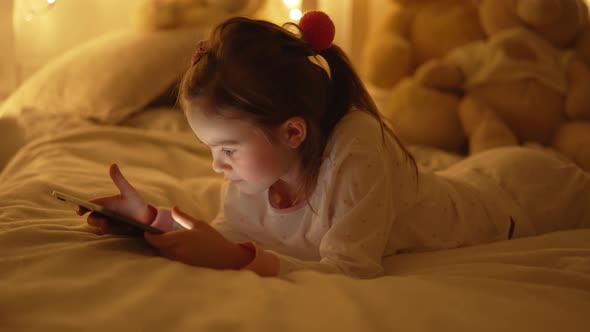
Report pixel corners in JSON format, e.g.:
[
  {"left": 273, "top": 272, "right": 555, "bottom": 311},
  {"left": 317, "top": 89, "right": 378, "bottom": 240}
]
[{"left": 52, "top": 190, "right": 164, "bottom": 234}]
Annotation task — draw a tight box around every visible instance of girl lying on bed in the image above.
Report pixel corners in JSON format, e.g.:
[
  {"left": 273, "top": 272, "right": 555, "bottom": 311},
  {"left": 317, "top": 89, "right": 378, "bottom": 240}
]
[{"left": 77, "top": 11, "right": 590, "bottom": 279}]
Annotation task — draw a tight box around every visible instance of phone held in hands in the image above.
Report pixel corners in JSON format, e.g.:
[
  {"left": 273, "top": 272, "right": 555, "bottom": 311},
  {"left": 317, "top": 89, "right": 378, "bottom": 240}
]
[{"left": 52, "top": 190, "right": 164, "bottom": 234}]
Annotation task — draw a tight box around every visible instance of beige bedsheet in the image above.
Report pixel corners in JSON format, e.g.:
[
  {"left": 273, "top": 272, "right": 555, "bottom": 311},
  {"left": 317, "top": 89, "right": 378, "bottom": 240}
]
[{"left": 1, "top": 120, "right": 589, "bottom": 331}]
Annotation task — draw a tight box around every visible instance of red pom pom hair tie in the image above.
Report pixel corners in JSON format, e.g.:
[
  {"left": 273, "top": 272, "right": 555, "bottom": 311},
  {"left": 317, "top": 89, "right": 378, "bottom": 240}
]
[
  {"left": 299, "top": 10, "right": 335, "bottom": 51},
  {"left": 299, "top": 11, "right": 335, "bottom": 79}
]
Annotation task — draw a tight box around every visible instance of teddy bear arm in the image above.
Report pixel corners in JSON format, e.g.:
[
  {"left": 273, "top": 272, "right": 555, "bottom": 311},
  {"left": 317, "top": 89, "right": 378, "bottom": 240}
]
[
  {"left": 458, "top": 96, "right": 518, "bottom": 154},
  {"left": 384, "top": 78, "right": 465, "bottom": 151},
  {"left": 414, "top": 59, "right": 464, "bottom": 92}
]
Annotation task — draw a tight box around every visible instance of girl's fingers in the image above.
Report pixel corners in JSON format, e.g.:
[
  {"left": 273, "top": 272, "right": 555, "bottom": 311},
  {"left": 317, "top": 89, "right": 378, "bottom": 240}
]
[
  {"left": 109, "top": 164, "right": 140, "bottom": 199},
  {"left": 87, "top": 212, "right": 139, "bottom": 235},
  {"left": 87, "top": 212, "right": 107, "bottom": 227},
  {"left": 171, "top": 206, "right": 200, "bottom": 230},
  {"left": 144, "top": 231, "right": 182, "bottom": 249},
  {"left": 144, "top": 231, "right": 166, "bottom": 248},
  {"left": 170, "top": 208, "right": 194, "bottom": 230},
  {"left": 103, "top": 222, "right": 140, "bottom": 235}
]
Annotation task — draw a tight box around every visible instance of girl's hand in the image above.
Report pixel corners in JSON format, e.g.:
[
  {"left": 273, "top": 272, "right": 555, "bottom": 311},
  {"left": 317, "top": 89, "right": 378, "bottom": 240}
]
[
  {"left": 77, "top": 164, "right": 156, "bottom": 235},
  {"left": 144, "top": 207, "right": 254, "bottom": 270}
]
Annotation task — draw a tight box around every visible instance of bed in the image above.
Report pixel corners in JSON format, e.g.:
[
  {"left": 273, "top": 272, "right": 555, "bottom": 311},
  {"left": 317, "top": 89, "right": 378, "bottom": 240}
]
[{"left": 1, "top": 24, "right": 589, "bottom": 332}]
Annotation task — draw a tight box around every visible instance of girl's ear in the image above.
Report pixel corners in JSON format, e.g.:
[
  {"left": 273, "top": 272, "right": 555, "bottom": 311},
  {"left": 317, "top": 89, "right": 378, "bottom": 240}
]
[{"left": 280, "top": 117, "right": 307, "bottom": 149}]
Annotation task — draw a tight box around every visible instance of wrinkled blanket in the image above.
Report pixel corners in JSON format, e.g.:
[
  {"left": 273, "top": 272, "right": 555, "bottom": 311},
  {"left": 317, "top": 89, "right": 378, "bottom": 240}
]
[{"left": 1, "top": 121, "right": 588, "bottom": 331}]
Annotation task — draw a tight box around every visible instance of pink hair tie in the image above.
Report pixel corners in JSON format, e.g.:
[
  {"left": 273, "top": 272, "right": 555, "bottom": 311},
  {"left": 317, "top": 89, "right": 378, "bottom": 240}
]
[
  {"left": 299, "top": 11, "right": 335, "bottom": 51},
  {"left": 192, "top": 46, "right": 209, "bottom": 65}
]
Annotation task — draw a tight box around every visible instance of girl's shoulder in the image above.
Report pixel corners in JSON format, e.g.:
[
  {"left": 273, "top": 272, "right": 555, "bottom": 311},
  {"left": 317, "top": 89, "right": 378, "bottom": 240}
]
[
  {"left": 336, "top": 109, "right": 382, "bottom": 133},
  {"left": 324, "top": 109, "right": 388, "bottom": 159}
]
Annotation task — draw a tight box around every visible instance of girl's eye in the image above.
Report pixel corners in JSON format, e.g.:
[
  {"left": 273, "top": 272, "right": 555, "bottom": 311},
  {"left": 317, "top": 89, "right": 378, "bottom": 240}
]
[{"left": 221, "top": 148, "right": 235, "bottom": 157}]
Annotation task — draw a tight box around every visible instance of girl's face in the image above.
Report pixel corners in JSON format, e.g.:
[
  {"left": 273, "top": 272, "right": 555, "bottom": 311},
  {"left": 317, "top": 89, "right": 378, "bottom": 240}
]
[{"left": 186, "top": 100, "right": 304, "bottom": 195}]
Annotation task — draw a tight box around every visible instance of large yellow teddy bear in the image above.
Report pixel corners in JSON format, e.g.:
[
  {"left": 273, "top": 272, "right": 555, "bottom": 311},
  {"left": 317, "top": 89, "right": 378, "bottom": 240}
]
[
  {"left": 384, "top": 0, "right": 590, "bottom": 171},
  {"left": 459, "top": 0, "right": 590, "bottom": 171},
  {"left": 361, "top": 0, "right": 486, "bottom": 91}
]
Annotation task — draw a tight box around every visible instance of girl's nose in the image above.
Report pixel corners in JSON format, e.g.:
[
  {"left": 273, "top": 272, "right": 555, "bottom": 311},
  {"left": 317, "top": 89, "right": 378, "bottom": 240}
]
[{"left": 212, "top": 156, "right": 231, "bottom": 173}]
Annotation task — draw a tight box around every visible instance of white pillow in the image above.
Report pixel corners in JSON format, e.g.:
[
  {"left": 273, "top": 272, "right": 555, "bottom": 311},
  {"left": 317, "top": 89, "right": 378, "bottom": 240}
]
[{"left": 0, "top": 28, "right": 204, "bottom": 124}]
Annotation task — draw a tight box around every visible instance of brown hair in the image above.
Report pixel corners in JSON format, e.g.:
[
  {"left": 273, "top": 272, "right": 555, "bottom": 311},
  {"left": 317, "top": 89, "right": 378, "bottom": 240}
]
[{"left": 179, "top": 17, "right": 415, "bottom": 202}]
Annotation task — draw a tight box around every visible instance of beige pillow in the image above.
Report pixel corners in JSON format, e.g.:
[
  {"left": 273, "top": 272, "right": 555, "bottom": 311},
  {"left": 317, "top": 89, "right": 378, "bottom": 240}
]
[{"left": 0, "top": 28, "right": 204, "bottom": 124}]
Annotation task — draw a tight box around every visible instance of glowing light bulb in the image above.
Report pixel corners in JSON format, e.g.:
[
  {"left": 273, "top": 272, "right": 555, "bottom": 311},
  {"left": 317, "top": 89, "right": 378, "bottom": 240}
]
[
  {"left": 48, "top": 0, "right": 56, "bottom": 4},
  {"left": 289, "top": 8, "right": 302, "bottom": 20}
]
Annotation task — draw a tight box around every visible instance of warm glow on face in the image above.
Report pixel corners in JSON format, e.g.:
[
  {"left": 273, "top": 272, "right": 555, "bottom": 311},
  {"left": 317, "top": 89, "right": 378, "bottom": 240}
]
[{"left": 289, "top": 8, "right": 302, "bottom": 20}]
